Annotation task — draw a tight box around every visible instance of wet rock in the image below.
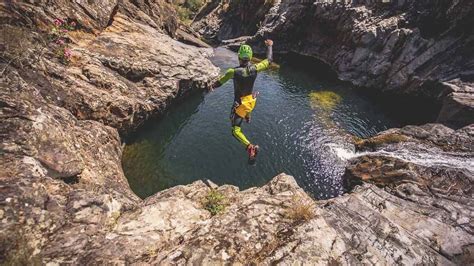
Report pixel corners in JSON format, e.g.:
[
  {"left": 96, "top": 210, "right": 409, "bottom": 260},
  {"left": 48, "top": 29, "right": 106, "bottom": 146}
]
[
  {"left": 348, "top": 124, "right": 473, "bottom": 187},
  {"left": 438, "top": 92, "right": 474, "bottom": 128},
  {"left": 346, "top": 124, "right": 473, "bottom": 236}
]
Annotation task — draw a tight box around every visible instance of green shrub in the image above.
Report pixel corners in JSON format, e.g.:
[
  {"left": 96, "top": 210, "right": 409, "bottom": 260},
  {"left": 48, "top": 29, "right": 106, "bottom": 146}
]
[
  {"left": 176, "top": 6, "right": 192, "bottom": 23},
  {"left": 203, "top": 189, "right": 227, "bottom": 216},
  {"left": 184, "top": 0, "right": 206, "bottom": 13},
  {"left": 174, "top": 0, "right": 208, "bottom": 23}
]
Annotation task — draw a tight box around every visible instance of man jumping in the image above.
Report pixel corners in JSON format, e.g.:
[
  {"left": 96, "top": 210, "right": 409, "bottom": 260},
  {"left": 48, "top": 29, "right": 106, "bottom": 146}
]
[{"left": 210, "top": 39, "right": 274, "bottom": 164}]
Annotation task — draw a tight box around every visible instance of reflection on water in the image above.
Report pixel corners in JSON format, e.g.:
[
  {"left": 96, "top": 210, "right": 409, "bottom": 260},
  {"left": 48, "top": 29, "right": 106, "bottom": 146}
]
[{"left": 123, "top": 48, "right": 399, "bottom": 199}]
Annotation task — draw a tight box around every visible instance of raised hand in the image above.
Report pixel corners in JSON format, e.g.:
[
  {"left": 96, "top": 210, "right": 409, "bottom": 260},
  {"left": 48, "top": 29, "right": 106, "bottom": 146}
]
[{"left": 265, "top": 39, "right": 273, "bottom": 46}]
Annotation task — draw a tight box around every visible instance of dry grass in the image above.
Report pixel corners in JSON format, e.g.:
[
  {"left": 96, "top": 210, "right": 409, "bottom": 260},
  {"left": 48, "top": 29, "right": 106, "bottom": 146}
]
[
  {"left": 68, "top": 30, "right": 97, "bottom": 47},
  {"left": 284, "top": 196, "right": 315, "bottom": 223},
  {"left": 105, "top": 211, "right": 121, "bottom": 231}
]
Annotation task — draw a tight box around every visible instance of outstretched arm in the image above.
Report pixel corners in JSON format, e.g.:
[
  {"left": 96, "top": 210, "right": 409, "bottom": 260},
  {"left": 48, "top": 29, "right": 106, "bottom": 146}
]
[
  {"left": 210, "top": 68, "right": 235, "bottom": 91},
  {"left": 256, "top": 39, "right": 273, "bottom": 72}
]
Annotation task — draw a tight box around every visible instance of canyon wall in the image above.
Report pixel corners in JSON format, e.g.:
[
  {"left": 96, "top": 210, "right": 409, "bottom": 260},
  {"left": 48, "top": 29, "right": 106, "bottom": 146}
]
[
  {"left": 0, "top": 1, "right": 218, "bottom": 263},
  {"left": 0, "top": 0, "right": 472, "bottom": 264}
]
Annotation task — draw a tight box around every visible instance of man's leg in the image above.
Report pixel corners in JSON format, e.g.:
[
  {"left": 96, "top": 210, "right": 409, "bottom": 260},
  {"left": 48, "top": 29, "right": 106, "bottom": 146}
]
[
  {"left": 232, "top": 125, "right": 251, "bottom": 147},
  {"left": 231, "top": 116, "right": 251, "bottom": 147},
  {"left": 230, "top": 103, "right": 259, "bottom": 163},
  {"left": 230, "top": 103, "right": 251, "bottom": 147}
]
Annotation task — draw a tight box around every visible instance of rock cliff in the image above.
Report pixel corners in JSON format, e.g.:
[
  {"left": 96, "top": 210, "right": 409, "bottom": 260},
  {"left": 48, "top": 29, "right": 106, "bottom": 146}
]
[
  {"left": 0, "top": 0, "right": 217, "bottom": 263},
  {"left": 193, "top": 0, "right": 474, "bottom": 128},
  {"left": 1, "top": 0, "right": 473, "bottom": 264}
]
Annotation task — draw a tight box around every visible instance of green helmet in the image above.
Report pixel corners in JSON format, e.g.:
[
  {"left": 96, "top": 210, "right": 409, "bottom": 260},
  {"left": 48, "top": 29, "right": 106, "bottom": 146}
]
[{"left": 238, "top": 44, "right": 253, "bottom": 60}]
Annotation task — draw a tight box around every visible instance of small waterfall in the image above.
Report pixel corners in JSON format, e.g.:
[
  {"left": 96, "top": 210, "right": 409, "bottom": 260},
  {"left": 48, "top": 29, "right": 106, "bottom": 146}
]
[
  {"left": 371, "top": 149, "right": 473, "bottom": 172},
  {"left": 329, "top": 143, "right": 474, "bottom": 173},
  {"left": 326, "top": 143, "right": 359, "bottom": 161}
]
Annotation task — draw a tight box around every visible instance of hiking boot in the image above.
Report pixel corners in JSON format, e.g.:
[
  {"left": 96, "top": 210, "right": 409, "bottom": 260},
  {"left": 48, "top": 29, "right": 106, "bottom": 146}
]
[{"left": 247, "top": 144, "right": 260, "bottom": 164}]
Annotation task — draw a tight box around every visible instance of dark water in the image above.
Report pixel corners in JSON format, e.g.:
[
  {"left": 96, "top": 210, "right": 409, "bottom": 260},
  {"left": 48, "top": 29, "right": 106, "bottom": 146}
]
[{"left": 122, "top": 48, "right": 398, "bottom": 199}]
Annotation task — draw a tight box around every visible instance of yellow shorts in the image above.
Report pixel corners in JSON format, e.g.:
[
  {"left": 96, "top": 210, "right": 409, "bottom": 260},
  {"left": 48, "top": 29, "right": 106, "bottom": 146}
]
[{"left": 235, "top": 94, "right": 257, "bottom": 118}]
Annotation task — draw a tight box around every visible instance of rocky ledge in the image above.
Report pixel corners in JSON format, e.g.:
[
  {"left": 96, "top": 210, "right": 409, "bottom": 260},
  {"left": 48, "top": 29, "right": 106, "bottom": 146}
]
[
  {"left": 193, "top": 0, "right": 474, "bottom": 128},
  {"left": 1, "top": 0, "right": 473, "bottom": 265},
  {"left": 3, "top": 164, "right": 473, "bottom": 264}
]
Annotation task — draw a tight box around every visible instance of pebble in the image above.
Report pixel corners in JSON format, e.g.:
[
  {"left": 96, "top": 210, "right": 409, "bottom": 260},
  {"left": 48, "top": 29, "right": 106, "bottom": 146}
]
[
  {"left": 221, "top": 250, "right": 231, "bottom": 261},
  {"left": 0, "top": 209, "right": 4, "bottom": 219},
  {"left": 168, "top": 251, "right": 182, "bottom": 260},
  {"left": 457, "top": 217, "right": 469, "bottom": 225}
]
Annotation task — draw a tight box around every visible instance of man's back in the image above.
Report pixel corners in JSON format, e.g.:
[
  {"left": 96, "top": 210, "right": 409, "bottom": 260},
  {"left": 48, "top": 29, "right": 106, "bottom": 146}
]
[{"left": 233, "top": 64, "right": 258, "bottom": 102}]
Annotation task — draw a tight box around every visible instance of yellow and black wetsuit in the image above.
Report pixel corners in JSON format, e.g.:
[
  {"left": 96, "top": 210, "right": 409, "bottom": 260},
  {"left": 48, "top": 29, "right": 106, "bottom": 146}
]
[{"left": 214, "top": 45, "right": 273, "bottom": 147}]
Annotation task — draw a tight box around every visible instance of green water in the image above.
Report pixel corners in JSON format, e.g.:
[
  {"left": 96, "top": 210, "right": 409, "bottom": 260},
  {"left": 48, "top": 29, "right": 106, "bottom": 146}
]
[{"left": 122, "top": 48, "right": 399, "bottom": 199}]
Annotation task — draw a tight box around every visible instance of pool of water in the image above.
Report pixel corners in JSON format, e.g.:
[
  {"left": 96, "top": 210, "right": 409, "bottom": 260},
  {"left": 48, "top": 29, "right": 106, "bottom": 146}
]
[{"left": 122, "top": 48, "right": 399, "bottom": 199}]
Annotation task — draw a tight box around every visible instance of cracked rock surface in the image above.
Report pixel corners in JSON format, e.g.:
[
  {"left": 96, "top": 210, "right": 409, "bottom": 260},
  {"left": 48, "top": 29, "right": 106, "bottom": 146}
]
[{"left": 0, "top": 0, "right": 217, "bottom": 263}]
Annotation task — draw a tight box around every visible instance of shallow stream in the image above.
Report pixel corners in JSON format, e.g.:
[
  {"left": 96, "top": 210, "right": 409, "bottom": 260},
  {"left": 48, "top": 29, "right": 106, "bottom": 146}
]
[{"left": 122, "top": 48, "right": 399, "bottom": 199}]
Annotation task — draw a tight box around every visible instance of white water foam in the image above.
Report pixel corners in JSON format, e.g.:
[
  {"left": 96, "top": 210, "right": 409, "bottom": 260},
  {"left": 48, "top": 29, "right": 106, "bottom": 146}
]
[
  {"left": 327, "top": 143, "right": 474, "bottom": 173},
  {"left": 326, "top": 144, "right": 358, "bottom": 161},
  {"left": 374, "top": 149, "right": 474, "bottom": 172}
]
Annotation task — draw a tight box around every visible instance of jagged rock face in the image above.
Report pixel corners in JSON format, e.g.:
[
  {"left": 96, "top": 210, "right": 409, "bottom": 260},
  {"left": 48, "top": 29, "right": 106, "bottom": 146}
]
[
  {"left": 1, "top": 0, "right": 178, "bottom": 35},
  {"left": 5, "top": 165, "right": 472, "bottom": 264},
  {"left": 192, "top": 0, "right": 274, "bottom": 42},
  {"left": 1, "top": 1, "right": 218, "bottom": 134},
  {"left": 193, "top": 0, "right": 474, "bottom": 128},
  {"left": 0, "top": 0, "right": 218, "bottom": 263},
  {"left": 342, "top": 123, "right": 474, "bottom": 264},
  {"left": 48, "top": 15, "right": 216, "bottom": 134},
  {"left": 1, "top": 1, "right": 473, "bottom": 264}
]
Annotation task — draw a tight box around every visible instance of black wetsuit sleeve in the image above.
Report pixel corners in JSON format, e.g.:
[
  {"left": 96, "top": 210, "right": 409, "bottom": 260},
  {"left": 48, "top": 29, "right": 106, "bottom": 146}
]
[
  {"left": 267, "top": 45, "right": 273, "bottom": 63},
  {"left": 256, "top": 45, "right": 273, "bottom": 72}
]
